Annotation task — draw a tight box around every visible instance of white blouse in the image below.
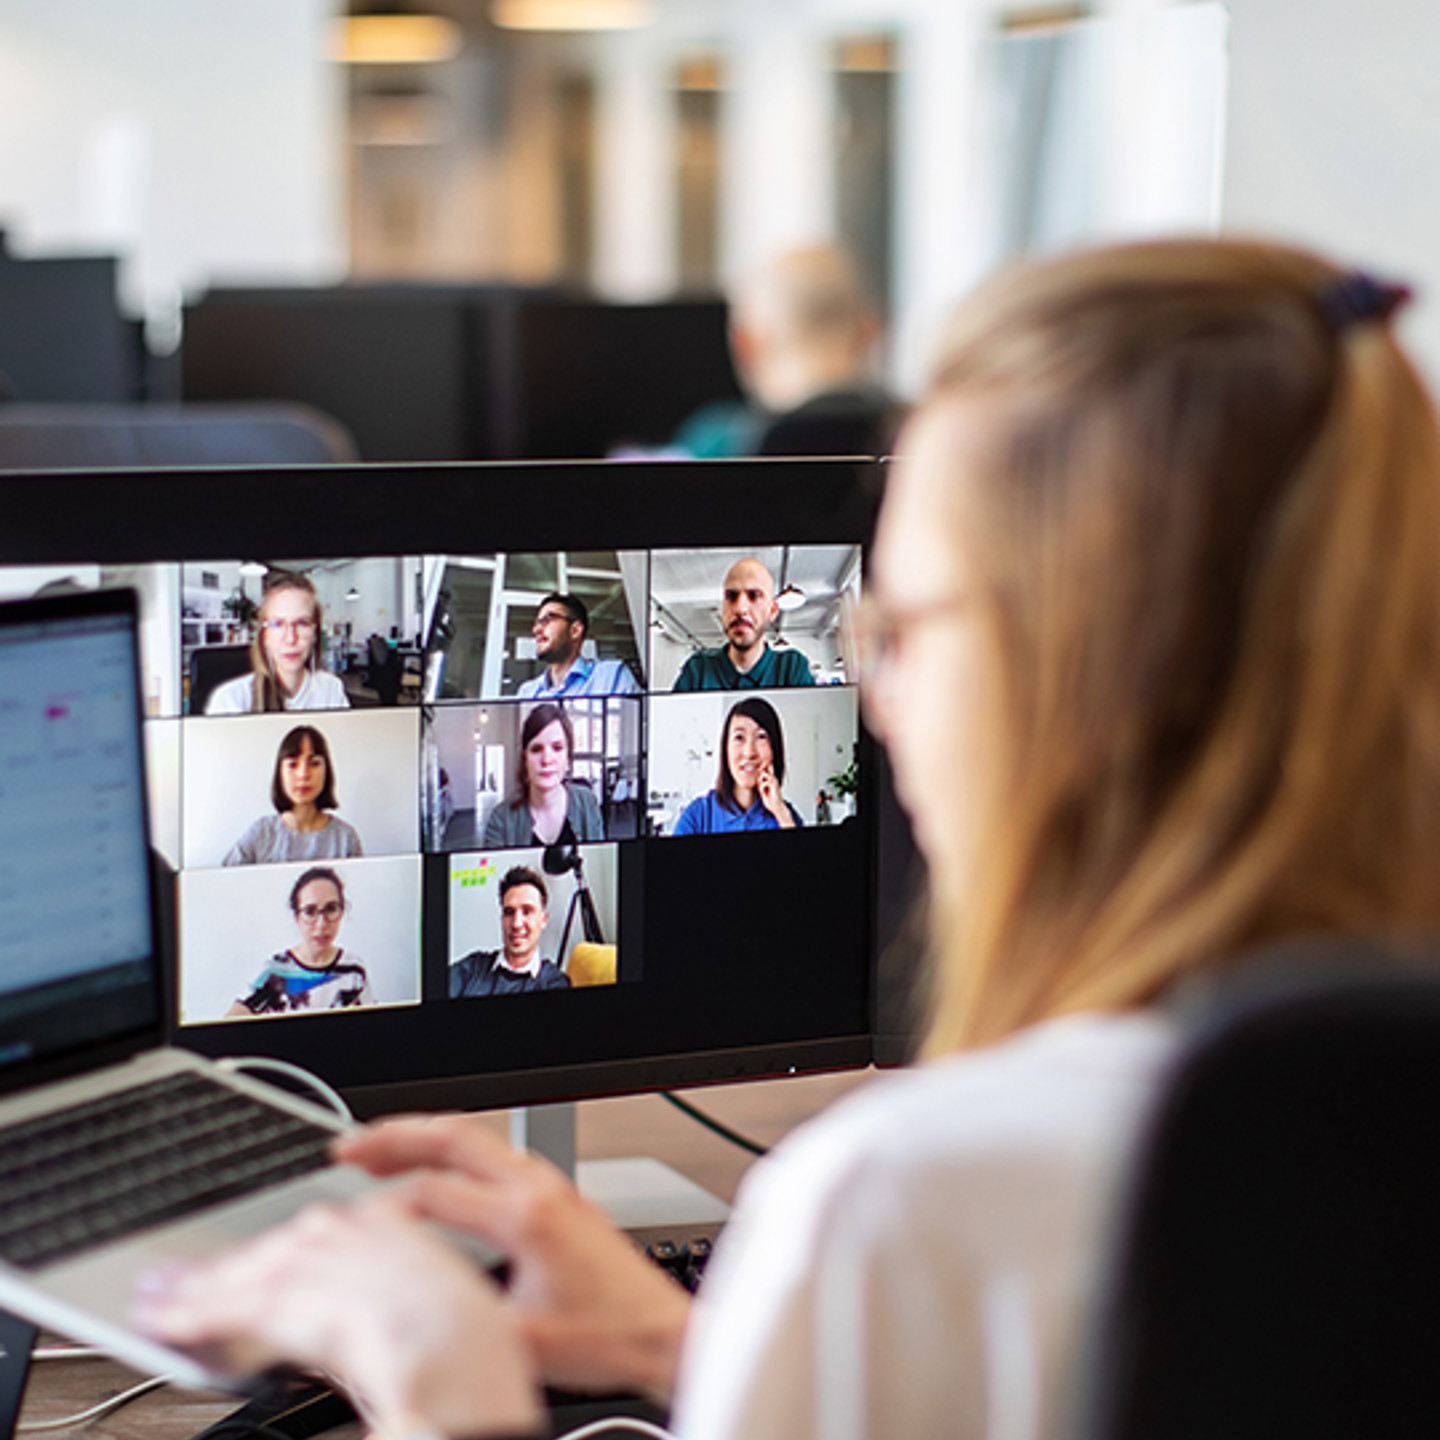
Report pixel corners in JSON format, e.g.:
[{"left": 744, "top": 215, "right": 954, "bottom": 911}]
[
  {"left": 674, "top": 1011, "right": 1176, "bottom": 1440},
  {"left": 204, "top": 668, "right": 350, "bottom": 715}
]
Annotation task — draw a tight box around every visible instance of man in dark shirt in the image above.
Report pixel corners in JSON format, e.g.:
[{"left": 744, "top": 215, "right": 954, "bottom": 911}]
[
  {"left": 449, "top": 866, "right": 571, "bottom": 997},
  {"left": 673, "top": 557, "right": 815, "bottom": 691}
]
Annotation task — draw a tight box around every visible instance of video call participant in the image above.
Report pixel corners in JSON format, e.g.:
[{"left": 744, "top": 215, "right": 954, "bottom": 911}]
[
  {"left": 673, "top": 696, "right": 802, "bottom": 835},
  {"left": 206, "top": 571, "right": 350, "bottom": 715},
  {"left": 517, "top": 593, "right": 640, "bottom": 699},
  {"left": 224, "top": 725, "right": 364, "bottom": 866},
  {"left": 672, "top": 558, "right": 815, "bottom": 691},
  {"left": 482, "top": 702, "right": 604, "bottom": 848},
  {"left": 449, "top": 866, "right": 571, "bottom": 997},
  {"left": 227, "top": 866, "right": 371, "bottom": 1017}
]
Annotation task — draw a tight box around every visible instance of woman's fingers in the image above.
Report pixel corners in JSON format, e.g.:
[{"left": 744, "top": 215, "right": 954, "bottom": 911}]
[
  {"left": 135, "top": 1201, "right": 544, "bottom": 1438},
  {"left": 332, "top": 1113, "right": 692, "bottom": 1399}
]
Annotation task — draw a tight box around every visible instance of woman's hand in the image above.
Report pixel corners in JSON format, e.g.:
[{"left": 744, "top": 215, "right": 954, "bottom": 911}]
[
  {"left": 337, "top": 1116, "right": 693, "bottom": 1402},
  {"left": 755, "top": 766, "right": 796, "bottom": 828},
  {"left": 132, "top": 1196, "right": 543, "bottom": 1440}
]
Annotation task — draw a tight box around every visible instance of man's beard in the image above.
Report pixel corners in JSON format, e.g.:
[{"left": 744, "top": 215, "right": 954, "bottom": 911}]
[{"left": 726, "top": 623, "right": 764, "bottom": 655}]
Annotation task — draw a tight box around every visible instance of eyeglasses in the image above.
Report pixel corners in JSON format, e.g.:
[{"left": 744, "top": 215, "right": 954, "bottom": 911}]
[
  {"left": 297, "top": 901, "right": 344, "bottom": 921},
  {"left": 853, "top": 593, "right": 971, "bottom": 692},
  {"left": 534, "top": 609, "right": 575, "bottom": 628},
  {"left": 263, "top": 618, "right": 317, "bottom": 637}
]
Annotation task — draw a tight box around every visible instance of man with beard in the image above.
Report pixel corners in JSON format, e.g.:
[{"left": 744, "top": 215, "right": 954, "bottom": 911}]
[
  {"left": 673, "top": 557, "right": 815, "bottom": 690},
  {"left": 517, "top": 593, "right": 639, "bottom": 699}
]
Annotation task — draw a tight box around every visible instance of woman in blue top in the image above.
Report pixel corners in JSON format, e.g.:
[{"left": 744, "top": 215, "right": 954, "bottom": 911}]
[{"left": 673, "top": 696, "right": 803, "bottom": 835}]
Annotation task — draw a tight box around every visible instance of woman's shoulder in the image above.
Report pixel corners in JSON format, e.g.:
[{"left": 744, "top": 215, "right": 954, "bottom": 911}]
[
  {"left": 205, "top": 674, "right": 254, "bottom": 714},
  {"left": 482, "top": 804, "right": 521, "bottom": 843},
  {"left": 673, "top": 790, "right": 718, "bottom": 833},
  {"left": 678, "top": 1012, "right": 1178, "bottom": 1440},
  {"left": 568, "top": 782, "right": 603, "bottom": 824},
  {"left": 734, "top": 1011, "right": 1178, "bottom": 1248},
  {"left": 328, "top": 815, "right": 364, "bottom": 854},
  {"left": 290, "top": 669, "right": 349, "bottom": 710}
]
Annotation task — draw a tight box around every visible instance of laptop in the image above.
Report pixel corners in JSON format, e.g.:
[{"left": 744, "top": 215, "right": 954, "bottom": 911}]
[{"left": 0, "top": 586, "right": 403, "bottom": 1388}]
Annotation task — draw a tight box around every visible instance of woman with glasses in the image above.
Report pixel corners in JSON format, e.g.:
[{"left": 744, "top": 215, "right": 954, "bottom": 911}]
[
  {"left": 206, "top": 570, "right": 350, "bottom": 714},
  {"left": 226, "top": 866, "right": 371, "bottom": 1017},
  {"left": 223, "top": 725, "right": 364, "bottom": 866},
  {"left": 141, "top": 239, "right": 1440, "bottom": 1440}
]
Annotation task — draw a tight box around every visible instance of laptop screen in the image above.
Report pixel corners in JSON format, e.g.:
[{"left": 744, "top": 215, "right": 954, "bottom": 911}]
[{"left": 0, "top": 593, "right": 160, "bottom": 1081}]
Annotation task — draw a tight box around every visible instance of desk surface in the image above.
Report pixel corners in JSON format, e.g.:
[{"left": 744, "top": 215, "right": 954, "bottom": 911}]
[{"left": 18, "top": 1068, "right": 872, "bottom": 1440}]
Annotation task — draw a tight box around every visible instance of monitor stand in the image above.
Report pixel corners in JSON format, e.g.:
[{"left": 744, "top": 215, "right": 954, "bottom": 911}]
[
  {"left": 0, "top": 1312, "right": 35, "bottom": 1440},
  {"left": 510, "top": 1103, "right": 730, "bottom": 1230}
]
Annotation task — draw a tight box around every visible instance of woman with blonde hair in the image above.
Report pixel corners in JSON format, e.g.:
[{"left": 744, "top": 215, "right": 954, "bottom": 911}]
[
  {"left": 137, "top": 239, "right": 1440, "bottom": 1440},
  {"left": 206, "top": 570, "right": 349, "bottom": 714}
]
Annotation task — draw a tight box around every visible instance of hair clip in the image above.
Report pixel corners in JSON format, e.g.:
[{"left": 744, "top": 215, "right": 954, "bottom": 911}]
[{"left": 1317, "top": 270, "right": 1414, "bottom": 331}]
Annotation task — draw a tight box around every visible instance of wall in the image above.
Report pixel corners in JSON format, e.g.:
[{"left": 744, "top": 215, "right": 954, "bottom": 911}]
[
  {"left": 0, "top": 0, "right": 345, "bottom": 329},
  {"left": 1221, "top": 0, "right": 1440, "bottom": 383}
]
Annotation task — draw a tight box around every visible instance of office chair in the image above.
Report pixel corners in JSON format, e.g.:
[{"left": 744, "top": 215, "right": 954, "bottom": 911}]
[
  {"left": 1073, "top": 944, "right": 1440, "bottom": 1440},
  {"left": 188, "top": 644, "right": 253, "bottom": 714}
]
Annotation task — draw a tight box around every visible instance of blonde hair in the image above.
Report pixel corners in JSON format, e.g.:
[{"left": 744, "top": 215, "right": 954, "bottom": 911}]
[{"left": 920, "top": 239, "right": 1440, "bottom": 1054}]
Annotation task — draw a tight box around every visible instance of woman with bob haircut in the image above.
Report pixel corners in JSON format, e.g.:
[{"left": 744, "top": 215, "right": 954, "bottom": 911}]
[
  {"left": 206, "top": 570, "right": 350, "bottom": 715},
  {"left": 673, "top": 696, "right": 803, "bottom": 835},
  {"left": 482, "top": 701, "right": 603, "bottom": 848},
  {"left": 137, "top": 239, "right": 1440, "bottom": 1440},
  {"left": 224, "top": 725, "right": 364, "bottom": 866}
]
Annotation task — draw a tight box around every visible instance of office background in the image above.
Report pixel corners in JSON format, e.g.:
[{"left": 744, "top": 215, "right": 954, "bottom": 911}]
[{"left": 2, "top": 0, "right": 1435, "bottom": 401}]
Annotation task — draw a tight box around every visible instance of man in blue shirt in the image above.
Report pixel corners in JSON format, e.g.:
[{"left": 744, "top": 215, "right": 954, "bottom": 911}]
[
  {"left": 673, "top": 557, "right": 815, "bottom": 691},
  {"left": 517, "top": 593, "right": 640, "bottom": 699}
]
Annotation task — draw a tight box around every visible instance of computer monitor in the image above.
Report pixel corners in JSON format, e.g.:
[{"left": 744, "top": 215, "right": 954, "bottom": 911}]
[
  {"left": 0, "top": 243, "right": 139, "bottom": 403},
  {"left": 180, "top": 286, "right": 492, "bottom": 462},
  {"left": 505, "top": 298, "right": 742, "bottom": 457},
  {"left": 0, "top": 458, "right": 892, "bottom": 1117},
  {"left": 180, "top": 288, "right": 743, "bottom": 462}
]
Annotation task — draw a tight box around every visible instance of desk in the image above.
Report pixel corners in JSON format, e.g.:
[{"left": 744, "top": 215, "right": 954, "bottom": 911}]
[{"left": 17, "top": 1069, "right": 872, "bottom": 1440}]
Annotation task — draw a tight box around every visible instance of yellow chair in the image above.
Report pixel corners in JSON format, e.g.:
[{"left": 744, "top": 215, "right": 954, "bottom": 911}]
[{"left": 567, "top": 942, "right": 617, "bottom": 988}]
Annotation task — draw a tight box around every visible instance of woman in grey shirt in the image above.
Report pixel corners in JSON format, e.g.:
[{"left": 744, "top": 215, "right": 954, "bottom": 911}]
[
  {"left": 482, "top": 702, "right": 603, "bottom": 850},
  {"left": 225, "top": 724, "right": 364, "bottom": 865}
]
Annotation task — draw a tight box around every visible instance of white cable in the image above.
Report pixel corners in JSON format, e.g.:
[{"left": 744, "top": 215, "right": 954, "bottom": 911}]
[
  {"left": 16, "top": 1374, "right": 170, "bottom": 1431},
  {"left": 550, "top": 1419, "right": 678, "bottom": 1440},
  {"left": 29, "top": 1347, "right": 105, "bottom": 1362},
  {"left": 215, "top": 1056, "right": 354, "bottom": 1121}
]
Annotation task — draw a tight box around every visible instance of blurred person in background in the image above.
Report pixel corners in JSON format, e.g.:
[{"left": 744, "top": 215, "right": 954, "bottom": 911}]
[{"left": 675, "top": 242, "right": 902, "bottom": 458}]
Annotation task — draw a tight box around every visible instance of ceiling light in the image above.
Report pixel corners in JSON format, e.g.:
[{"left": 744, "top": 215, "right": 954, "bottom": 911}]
[
  {"left": 238, "top": 561, "right": 267, "bottom": 578},
  {"left": 345, "top": 587, "right": 361, "bottom": 601},
  {"left": 776, "top": 585, "right": 807, "bottom": 612},
  {"left": 490, "top": 0, "right": 654, "bottom": 32},
  {"left": 332, "top": 9, "right": 463, "bottom": 65}
]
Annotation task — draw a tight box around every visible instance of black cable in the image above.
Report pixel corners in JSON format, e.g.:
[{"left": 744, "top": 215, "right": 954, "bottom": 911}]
[
  {"left": 197, "top": 1421, "right": 325, "bottom": 1440},
  {"left": 659, "top": 1092, "right": 768, "bottom": 1157}
]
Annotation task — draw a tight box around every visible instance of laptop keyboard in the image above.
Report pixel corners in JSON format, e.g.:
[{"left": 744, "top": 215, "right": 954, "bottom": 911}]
[{"left": 0, "top": 1072, "right": 336, "bottom": 1270}]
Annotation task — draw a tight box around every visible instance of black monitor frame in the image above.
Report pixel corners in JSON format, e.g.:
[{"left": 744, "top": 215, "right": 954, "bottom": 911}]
[{"left": 0, "top": 457, "right": 893, "bottom": 1116}]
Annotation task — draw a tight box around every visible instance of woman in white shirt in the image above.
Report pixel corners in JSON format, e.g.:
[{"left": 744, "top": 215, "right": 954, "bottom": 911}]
[
  {"left": 205, "top": 570, "right": 349, "bottom": 715},
  {"left": 136, "top": 239, "right": 1440, "bottom": 1440}
]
